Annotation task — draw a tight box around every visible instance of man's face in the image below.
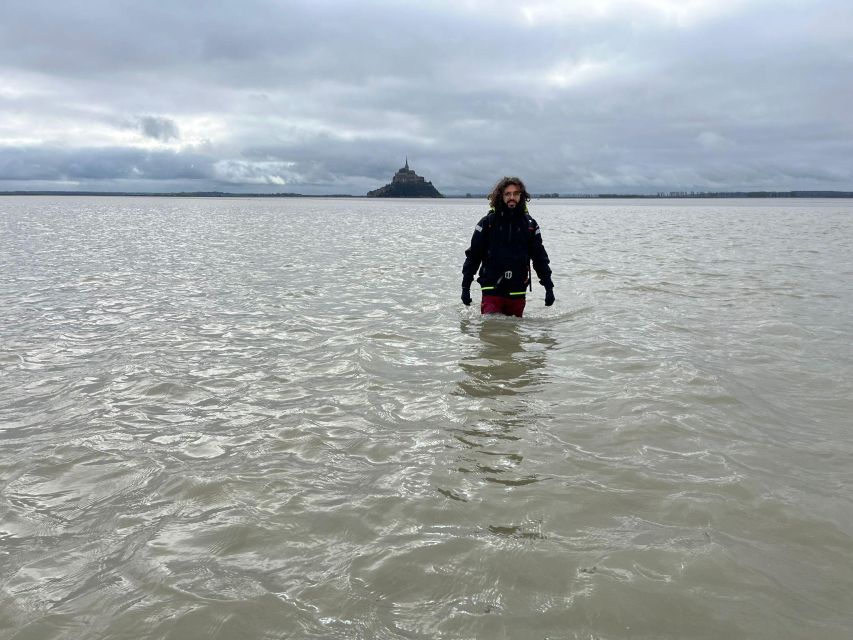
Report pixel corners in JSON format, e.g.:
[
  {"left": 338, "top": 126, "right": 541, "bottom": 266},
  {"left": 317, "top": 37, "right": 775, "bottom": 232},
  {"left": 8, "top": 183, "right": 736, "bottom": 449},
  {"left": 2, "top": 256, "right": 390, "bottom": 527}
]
[{"left": 502, "top": 184, "right": 522, "bottom": 209}]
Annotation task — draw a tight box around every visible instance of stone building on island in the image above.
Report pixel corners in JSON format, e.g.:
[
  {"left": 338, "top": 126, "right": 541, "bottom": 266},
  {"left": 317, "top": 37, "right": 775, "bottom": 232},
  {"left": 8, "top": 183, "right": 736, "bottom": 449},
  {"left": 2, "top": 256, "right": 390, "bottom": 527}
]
[{"left": 367, "top": 158, "right": 443, "bottom": 197}]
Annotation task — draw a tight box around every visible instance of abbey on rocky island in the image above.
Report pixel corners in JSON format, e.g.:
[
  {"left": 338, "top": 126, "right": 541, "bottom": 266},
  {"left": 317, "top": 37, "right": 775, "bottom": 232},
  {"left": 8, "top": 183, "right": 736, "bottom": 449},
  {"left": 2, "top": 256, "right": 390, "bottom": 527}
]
[{"left": 367, "top": 159, "right": 443, "bottom": 197}]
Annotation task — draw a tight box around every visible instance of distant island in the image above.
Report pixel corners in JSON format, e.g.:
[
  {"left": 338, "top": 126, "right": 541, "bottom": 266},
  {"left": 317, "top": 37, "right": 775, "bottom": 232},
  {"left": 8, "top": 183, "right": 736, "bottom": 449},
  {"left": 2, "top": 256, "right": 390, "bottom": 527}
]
[{"left": 366, "top": 159, "right": 443, "bottom": 198}]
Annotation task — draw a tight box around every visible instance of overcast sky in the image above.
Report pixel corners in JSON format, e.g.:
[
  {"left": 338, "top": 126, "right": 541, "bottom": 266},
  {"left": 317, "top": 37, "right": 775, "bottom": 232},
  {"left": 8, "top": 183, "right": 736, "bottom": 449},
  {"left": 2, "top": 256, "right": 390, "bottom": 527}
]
[{"left": 2, "top": 0, "right": 852, "bottom": 195}]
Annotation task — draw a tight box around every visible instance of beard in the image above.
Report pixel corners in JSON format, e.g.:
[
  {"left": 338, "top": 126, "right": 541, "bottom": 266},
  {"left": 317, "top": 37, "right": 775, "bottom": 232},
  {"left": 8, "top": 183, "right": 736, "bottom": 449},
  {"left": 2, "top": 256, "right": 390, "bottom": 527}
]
[{"left": 497, "top": 197, "right": 522, "bottom": 213}]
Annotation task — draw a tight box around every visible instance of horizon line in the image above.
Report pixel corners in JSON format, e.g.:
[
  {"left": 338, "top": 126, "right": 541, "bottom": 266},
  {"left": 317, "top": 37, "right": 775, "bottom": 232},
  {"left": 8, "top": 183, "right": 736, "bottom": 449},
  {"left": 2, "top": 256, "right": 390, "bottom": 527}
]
[{"left": 3, "top": 189, "right": 853, "bottom": 199}]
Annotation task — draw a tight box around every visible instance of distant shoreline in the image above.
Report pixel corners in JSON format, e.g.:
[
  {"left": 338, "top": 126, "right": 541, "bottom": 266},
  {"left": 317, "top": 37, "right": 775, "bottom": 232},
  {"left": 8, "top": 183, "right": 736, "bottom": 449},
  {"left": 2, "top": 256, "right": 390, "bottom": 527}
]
[{"left": 2, "top": 190, "right": 853, "bottom": 199}]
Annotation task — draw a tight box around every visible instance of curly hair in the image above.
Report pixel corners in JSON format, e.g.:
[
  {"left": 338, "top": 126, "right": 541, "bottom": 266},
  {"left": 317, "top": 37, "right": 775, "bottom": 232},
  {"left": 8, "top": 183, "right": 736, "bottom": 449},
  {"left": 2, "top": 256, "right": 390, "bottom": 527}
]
[{"left": 488, "top": 176, "right": 531, "bottom": 209}]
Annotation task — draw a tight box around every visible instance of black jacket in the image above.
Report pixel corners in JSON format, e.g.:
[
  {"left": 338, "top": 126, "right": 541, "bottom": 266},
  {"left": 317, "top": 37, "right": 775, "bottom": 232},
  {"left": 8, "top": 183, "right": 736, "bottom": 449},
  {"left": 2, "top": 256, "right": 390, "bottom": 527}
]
[{"left": 462, "top": 205, "right": 553, "bottom": 297}]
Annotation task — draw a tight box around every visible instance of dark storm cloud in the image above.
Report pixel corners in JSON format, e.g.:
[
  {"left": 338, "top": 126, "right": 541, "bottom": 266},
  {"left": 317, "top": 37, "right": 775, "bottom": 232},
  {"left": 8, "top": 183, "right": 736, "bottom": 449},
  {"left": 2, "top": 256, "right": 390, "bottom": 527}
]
[{"left": 2, "top": 0, "right": 852, "bottom": 194}]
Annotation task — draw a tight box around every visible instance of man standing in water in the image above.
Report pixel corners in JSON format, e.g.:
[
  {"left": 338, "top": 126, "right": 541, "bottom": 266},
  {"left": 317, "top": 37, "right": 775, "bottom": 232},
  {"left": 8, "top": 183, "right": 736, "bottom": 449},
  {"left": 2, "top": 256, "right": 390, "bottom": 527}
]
[{"left": 461, "top": 176, "right": 555, "bottom": 317}]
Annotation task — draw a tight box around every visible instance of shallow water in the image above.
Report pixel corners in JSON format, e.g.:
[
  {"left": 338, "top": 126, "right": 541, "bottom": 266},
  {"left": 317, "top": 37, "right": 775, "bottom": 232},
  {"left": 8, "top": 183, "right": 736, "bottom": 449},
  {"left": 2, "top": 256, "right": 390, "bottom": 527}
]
[{"left": 2, "top": 195, "right": 852, "bottom": 639}]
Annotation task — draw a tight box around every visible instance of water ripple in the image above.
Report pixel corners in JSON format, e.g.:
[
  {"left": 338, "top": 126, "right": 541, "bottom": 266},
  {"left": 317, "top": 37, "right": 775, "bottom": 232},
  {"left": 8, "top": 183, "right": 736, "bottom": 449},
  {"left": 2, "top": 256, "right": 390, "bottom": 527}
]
[{"left": 2, "top": 196, "right": 853, "bottom": 638}]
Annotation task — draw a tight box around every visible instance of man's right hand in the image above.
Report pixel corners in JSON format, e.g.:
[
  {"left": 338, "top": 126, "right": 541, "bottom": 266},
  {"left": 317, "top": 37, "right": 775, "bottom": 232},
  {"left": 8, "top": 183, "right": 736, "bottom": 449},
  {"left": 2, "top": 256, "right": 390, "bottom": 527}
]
[{"left": 461, "top": 288, "right": 472, "bottom": 306}]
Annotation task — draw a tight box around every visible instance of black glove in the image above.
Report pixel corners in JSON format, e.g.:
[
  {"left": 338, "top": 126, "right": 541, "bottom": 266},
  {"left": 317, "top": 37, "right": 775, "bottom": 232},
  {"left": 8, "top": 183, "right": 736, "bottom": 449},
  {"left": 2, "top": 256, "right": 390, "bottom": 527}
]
[
  {"left": 461, "top": 288, "right": 472, "bottom": 306},
  {"left": 544, "top": 288, "right": 555, "bottom": 306}
]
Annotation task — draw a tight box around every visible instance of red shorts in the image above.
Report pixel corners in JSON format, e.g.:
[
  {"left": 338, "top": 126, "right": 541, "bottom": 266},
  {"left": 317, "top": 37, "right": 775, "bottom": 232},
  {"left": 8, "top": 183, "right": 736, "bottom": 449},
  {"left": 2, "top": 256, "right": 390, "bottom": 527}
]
[{"left": 481, "top": 294, "right": 526, "bottom": 317}]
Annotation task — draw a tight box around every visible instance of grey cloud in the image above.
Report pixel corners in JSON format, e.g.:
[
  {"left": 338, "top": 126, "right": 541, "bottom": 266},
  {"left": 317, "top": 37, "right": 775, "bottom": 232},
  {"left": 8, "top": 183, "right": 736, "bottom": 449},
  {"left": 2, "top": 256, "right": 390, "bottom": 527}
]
[
  {"left": 139, "top": 116, "right": 180, "bottom": 142},
  {"left": 118, "top": 116, "right": 181, "bottom": 142},
  {"left": 0, "top": 147, "right": 211, "bottom": 182},
  {"left": 2, "top": 1, "right": 852, "bottom": 194}
]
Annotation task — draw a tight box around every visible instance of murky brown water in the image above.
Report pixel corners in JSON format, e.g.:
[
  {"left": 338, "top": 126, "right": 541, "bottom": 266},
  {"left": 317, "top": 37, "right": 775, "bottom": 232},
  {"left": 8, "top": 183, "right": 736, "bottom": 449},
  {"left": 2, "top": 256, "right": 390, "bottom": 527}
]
[{"left": 2, "top": 195, "right": 852, "bottom": 638}]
